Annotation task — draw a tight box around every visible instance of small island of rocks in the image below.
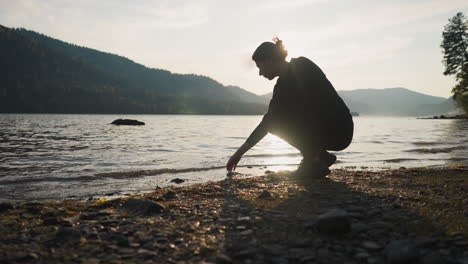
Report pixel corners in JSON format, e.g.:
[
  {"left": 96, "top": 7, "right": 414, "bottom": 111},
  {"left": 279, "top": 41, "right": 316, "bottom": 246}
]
[{"left": 111, "top": 119, "right": 145, "bottom": 126}]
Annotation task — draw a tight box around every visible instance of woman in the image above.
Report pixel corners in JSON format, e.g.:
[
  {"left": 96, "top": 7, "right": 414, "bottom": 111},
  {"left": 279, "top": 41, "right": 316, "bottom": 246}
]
[{"left": 227, "top": 38, "right": 353, "bottom": 177}]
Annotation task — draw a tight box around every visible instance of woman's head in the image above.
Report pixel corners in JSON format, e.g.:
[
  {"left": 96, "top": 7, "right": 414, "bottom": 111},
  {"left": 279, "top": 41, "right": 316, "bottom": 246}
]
[
  {"left": 253, "top": 38, "right": 289, "bottom": 80},
  {"left": 252, "top": 38, "right": 288, "bottom": 63}
]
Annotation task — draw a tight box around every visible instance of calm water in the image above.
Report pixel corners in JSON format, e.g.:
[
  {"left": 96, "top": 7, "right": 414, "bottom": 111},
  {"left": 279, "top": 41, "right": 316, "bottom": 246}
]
[{"left": 0, "top": 114, "right": 467, "bottom": 202}]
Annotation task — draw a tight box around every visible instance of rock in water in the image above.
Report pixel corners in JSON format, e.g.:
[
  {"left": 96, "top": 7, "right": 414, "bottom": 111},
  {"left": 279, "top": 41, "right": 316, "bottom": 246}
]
[
  {"left": 123, "top": 198, "right": 164, "bottom": 216},
  {"left": 111, "top": 119, "right": 145, "bottom": 126},
  {"left": 315, "top": 209, "right": 350, "bottom": 235},
  {"left": 170, "top": 178, "right": 185, "bottom": 184}
]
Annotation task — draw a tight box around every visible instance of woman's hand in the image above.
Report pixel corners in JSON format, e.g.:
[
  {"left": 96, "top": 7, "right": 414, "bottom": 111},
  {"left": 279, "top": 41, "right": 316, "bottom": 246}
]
[
  {"left": 226, "top": 152, "right": 242, "bottom": 172},
  {"left": 227, "top": 142, "right": 253, "bottom": 172}
]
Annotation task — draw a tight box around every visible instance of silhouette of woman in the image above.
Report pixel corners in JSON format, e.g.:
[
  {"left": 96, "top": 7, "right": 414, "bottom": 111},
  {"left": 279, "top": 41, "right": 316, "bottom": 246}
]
[{"left": 227, "top": 38, "right": 353, "bottom": 177}]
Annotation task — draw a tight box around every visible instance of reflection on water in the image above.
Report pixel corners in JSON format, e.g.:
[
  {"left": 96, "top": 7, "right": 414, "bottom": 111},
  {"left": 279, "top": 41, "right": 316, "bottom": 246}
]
[
  {"left": 442, "top": 119, "right": 468, "bottom": 163},
  {"left": 0, "top": 114, "right": 466, "bottom": 201}
]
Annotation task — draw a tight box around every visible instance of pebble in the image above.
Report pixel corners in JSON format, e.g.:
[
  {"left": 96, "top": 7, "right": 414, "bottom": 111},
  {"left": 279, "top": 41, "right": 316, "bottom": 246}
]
[
  {"left": 355, "top": 252, "right": 370, "bottom": 259},
  {"left": 207, "top": 254, "right": 233, "bottom": 264},
  {"left": 123, "top": 198, "right": 165, "bottom": 216},
  {"left": 257, "top": 190, "right": 272, "bottom": 199},
  {"left": 420, "top": 252, "right": 446, "bottom": 264},
  {"left": 362, "top": 241, "right": 382, "bottom": 251},
  {"left": 369, "top": 221, "right": 393, "bottom": 230},
  {"left": 237, "top": 216, "right": 251, "bottom": 222},
  {"left": 315, "top": 209, "right": 351, "bottom": 235},
  {"left": 385, "top": 240, "right": 419, "bottom": 264},
  {"left": 454, "top": 240, "right": 468, "bottom": 247},
  {"left": 316, "top": 248, "right": 331, "bottom": 259},
  {"left": 367, "top": 256, "right": 385, "bottom": 264},
  {"left": 233, "top": 248, "right": 257, "bottom": 259},
  {"left": 0, "top": 202, "right": 13, "bottom": 213},
  {"left": 239, "top": 230, "right": 253, "bottom": 236},
  {"left": 351, "top": 222, "right": 368, "bottom": 233},
  {"left": 163, "top": 191, "right": 177, "bottom": 199},
  {"left": 43, "top": 217, "right": 61, "bottom": 225},
  {"left": 55, "top": 227, "right": 81, "bottom": 242},
  {"left": 415, "top": 237, "right": 438, "bottom": 248},
  {"left": 300, "top": 255, "right": 316, "bottom": 262}
]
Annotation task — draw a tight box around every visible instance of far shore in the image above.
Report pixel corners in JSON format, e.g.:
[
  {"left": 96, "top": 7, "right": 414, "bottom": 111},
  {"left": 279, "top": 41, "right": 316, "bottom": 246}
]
[
  {"left": 1, "top": 166, "right": 467, "bottom": 263},
  {"left": 417, "top": 114, "right": 468, "bottom": 120}
]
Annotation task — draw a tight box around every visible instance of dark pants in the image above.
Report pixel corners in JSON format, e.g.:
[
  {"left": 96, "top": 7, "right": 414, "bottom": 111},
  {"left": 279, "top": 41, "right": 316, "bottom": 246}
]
[{"left": 267, "top": 114, "right": 354, "bottom": 158}]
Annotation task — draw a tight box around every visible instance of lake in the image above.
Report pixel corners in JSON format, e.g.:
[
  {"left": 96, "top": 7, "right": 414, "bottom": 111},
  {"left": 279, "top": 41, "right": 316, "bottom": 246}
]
[{"left": 0, "top": 114, "right": 466, "bottom": 202}]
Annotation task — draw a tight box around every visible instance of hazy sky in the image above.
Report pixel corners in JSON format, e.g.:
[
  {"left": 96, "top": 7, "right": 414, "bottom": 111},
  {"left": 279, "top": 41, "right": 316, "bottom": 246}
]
[{"left": 1, "top": 0, "right": 467, "bottom": 98}]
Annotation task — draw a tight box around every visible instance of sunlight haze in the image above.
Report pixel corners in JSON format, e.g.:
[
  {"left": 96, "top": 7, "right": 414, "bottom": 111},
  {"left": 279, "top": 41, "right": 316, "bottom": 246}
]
[{"left": 1, "top": 0, "right": 467, "bottom": 98}]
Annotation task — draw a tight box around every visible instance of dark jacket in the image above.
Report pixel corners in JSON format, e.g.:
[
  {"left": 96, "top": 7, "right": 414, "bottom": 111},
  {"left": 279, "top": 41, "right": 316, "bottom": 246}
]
[{"left": 246, "top": 56, "right": 352, "bottom": 150}]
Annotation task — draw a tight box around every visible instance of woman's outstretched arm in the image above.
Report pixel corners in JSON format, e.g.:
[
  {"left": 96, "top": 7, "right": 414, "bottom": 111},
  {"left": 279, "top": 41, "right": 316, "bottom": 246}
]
[{"left": 226, "top": 120, "right": 268, "bottom": 171}]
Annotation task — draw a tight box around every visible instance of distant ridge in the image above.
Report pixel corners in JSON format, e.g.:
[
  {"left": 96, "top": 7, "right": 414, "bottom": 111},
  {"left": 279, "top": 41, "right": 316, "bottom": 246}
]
[
  {"left": 338, "top": 88, "right": 456, "bottom": 116},
  {"left": 0, "top": 25, "right": 267, "bottom": 114},
  {"left": 262, "top": 88, "right": 456, "bottom": 116}
]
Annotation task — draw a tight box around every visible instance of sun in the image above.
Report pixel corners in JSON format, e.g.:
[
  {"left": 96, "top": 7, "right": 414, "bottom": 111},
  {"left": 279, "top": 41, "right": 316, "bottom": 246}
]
[{"left": 278, "top": 32, "right": 312, "bottom": 59}]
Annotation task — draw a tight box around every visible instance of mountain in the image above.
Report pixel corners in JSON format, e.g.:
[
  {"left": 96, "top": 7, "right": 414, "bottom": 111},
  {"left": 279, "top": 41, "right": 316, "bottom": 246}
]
[
  {"left": 261, "top": 88, "right": 457, "bottom": 116},
  {"left": 1, "top": 25, "right": 456, "bottom": 116},
  {"left": 337, "top": 88, "right": 456, "bottom": 116},
  {"left": 0, "top": 26, "right": 267, "bottom": 114}
]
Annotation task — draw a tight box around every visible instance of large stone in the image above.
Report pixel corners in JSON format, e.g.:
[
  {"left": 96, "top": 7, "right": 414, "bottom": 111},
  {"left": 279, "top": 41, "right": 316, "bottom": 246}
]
[
  {"left": 111, "top": 119, "right": 145, "bottom": 126},
  {"left": 315, "top": 209, "right": 351, "bottom": 235},
  {"left": 123, "top": 198, "right": 164, "bottom": 216}
]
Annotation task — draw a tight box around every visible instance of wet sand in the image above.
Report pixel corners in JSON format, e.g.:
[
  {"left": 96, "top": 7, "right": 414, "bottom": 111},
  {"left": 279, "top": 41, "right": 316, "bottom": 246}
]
[{"left": 0, "top": 167, "right": 467, "bottom": 263}]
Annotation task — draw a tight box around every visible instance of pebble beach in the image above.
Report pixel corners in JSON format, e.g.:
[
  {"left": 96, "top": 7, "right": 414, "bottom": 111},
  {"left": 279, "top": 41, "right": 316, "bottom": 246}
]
[{"left": 1, "top": 167, "right": 467, "bottom": 263}]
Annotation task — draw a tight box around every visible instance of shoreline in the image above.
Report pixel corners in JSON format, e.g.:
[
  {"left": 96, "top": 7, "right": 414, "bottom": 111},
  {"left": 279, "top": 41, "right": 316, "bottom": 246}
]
[
  {"left": 417, "top": 114, "right": 468, "bottom": 120},
  {"left": 1, "top": 167, "right": 467, "bottom": 263},
  {"left": 3, "top": 163, "right": 468, "bottom": 204}
]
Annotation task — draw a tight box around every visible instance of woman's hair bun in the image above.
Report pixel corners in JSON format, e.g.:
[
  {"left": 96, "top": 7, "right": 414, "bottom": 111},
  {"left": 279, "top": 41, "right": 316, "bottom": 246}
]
[
  {"left": 273, "top": 37, "right": 287, "bottom": 59},
  {"left": 273, "top": 36, "right": 282, "bottom": 46}
]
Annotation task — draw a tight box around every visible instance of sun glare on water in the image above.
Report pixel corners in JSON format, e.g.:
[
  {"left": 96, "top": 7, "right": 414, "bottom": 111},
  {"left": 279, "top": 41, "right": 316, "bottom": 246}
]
[{"left": 261, "top": 134, "right": 301, "bottom": 171}]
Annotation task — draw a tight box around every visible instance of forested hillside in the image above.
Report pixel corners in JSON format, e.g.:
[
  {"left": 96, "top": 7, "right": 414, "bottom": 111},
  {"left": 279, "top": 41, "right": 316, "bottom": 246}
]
[{"left": 0, "top": 26, "right": 267, "bottom": 114}]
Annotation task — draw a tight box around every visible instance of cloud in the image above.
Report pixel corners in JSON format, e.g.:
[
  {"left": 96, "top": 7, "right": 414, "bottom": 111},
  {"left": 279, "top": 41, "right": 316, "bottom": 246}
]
[
  {"left": 255, "top": 0, "right": 328, "bottom": 10},
  {"left": 0, "top": 0, "right": 212, "bottom": 30},
  {"left": 132, "top": 0, "right": 212, "bottom": 29},
  {"left": 311, "top": 0, "right": 468, "bottom": 39}
]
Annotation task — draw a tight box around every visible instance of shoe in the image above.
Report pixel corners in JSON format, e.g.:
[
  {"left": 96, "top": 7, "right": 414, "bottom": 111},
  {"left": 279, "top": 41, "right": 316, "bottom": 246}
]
[
  {"left": 293, "top": 159, "right": 331, "bottom": 180},
  {"left": 321, "top": 151, "right": 337, "bottom": 167}
]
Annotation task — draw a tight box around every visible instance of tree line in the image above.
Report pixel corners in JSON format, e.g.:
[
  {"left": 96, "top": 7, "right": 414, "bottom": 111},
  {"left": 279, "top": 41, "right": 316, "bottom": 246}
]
[{"left": 441, "top": 12, "right": 468, "bottom": 113}]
